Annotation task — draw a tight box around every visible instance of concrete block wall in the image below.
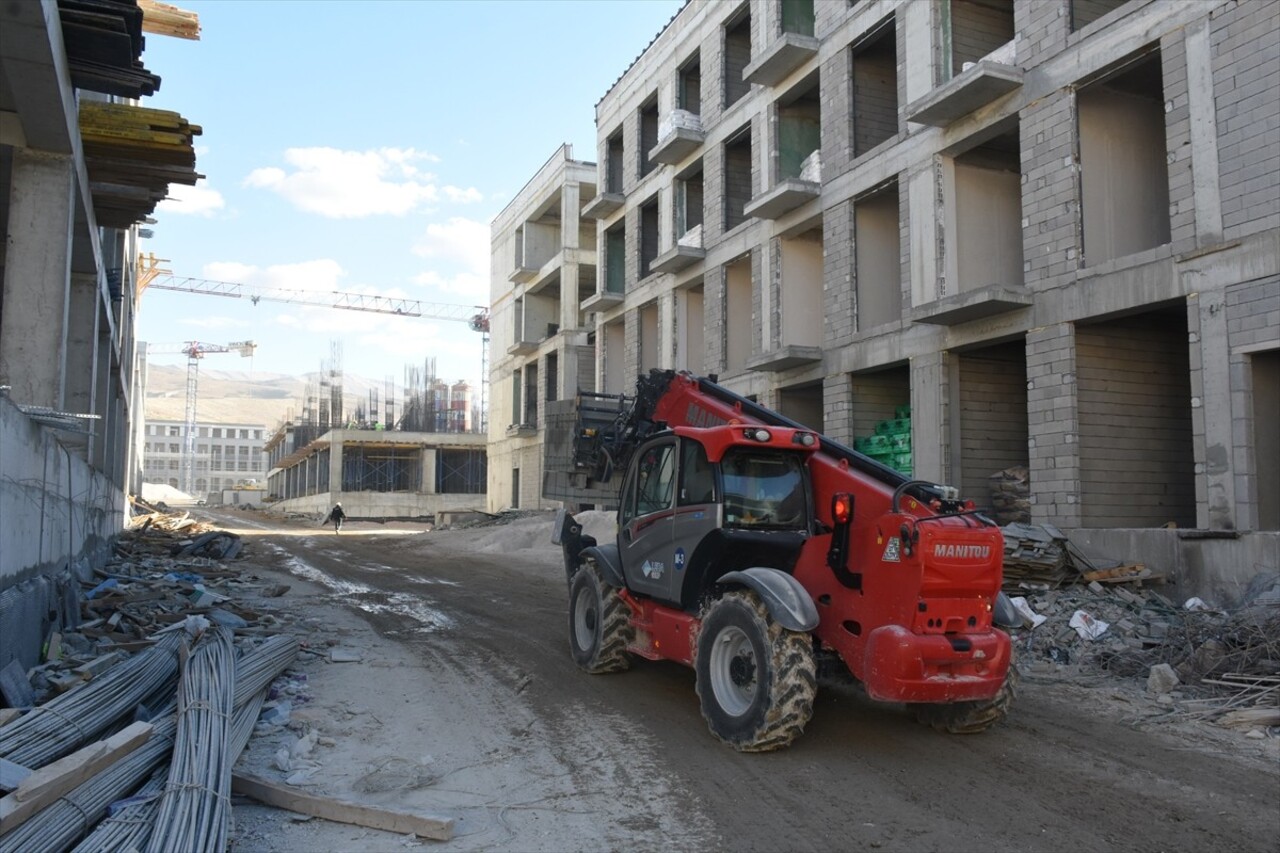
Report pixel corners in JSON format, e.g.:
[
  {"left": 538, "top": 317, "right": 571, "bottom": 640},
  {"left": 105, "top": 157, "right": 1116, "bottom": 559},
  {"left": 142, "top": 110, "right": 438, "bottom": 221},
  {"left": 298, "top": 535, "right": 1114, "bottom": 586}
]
[
  {"left": 822, "top": 198, "right": 856, "bottom": 347},
  {"left": 1019, "top": 90, "right": 1080, "bottom": 287},
  {"left": 1225, "top": 276, "right": 1280, "bottom": 531},
  {"left": 1161, "top": 31, "right": 1198, "bottom": 247},
  {"left": 1210, "top": 0, "right": 1280, "bottom": 239},
  {"left": 1026, "top": 323, "right": 1081, "bottom": 527}
]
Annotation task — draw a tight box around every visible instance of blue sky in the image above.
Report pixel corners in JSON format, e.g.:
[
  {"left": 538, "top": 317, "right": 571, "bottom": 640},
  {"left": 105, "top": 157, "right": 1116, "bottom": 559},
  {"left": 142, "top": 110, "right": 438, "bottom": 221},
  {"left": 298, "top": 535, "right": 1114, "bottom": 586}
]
[{"left": 137, "top": 0, "right": 683, "bottom": 390}]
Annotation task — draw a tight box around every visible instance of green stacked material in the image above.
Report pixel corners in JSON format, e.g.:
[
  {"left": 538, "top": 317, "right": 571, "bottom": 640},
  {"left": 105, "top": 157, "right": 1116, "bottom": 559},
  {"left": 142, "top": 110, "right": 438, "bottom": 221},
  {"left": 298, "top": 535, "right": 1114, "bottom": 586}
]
[{"left": 858, "top": 406, "right": 912, "bottom": 475}]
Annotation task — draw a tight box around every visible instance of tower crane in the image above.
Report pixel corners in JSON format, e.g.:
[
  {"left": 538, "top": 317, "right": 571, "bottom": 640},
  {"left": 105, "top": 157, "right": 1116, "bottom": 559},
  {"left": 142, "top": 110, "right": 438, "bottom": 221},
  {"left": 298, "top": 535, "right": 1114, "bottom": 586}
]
[
  {"left": 144, "top": 339, "right": 257, "bottom": 496},
  {"left": 136, "top": 253, "right": 492, "bottom": 429}
]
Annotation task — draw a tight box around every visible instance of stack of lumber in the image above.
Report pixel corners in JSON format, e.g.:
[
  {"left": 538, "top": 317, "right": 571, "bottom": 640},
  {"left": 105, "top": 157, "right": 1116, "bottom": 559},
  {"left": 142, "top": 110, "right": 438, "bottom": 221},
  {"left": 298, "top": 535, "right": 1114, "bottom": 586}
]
[
  {"left": 139, "top": 0, "right": 200, "bottom": 40},
  {"left": 57, "top": 0, "right": 160, "bottom": 98},
  {"left": 1000, "top": 522, "right": 1079, "bottom": 589},
  {"left": 78, "top": 101, "right": 202, "bottom": 228}
]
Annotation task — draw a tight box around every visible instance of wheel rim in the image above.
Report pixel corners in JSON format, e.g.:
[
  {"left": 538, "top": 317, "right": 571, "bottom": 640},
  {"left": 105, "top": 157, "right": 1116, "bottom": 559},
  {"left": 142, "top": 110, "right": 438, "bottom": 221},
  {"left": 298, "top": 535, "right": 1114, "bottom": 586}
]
[
  {"left": 708, "top": 625, "right": 756, "bottom": 716},
  {"left": 573, "top": 587, "right": 598, "bottom": 653}
]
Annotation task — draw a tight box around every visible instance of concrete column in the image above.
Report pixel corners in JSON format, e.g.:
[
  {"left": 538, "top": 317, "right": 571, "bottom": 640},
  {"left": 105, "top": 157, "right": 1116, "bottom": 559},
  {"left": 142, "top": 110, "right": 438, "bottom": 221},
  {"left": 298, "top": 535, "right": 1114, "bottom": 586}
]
[
  {"left": 62, "top": 274, "right": 99, "bottom": 459},
  {"left": 92, "top": 315, "right": 113, "bottom": 472},
  {"left": 328, "top": 432, "right": 344, "bottom": 499},
  {"left": 910, "top": 351, "right": 950, "bottom": 483},
  {"left": 421, "top": 447, "right": 437, "bottom": 494},
  {"left": 658, "top": 289, "right": 676, "bottom": 370},
  {"left": 1183, "top": 18, "right": 1223, "bottom": 245},
  {"left": 1189, "top": 292, "right": 1235, "bottom": 529},
  {"left": 561, "top": 264, "right": 580, "bottom": 334},
  {"left": 1026, "top": 324, "right": 1082, "bottom": 527},
  {"left": 902, "top": 0, "right": 935, "bottom": 105},
  {"left": 907, "top": 162, "right": 941, "bottom": 309},
  {"left": 0, "top": 149, "right": 75, "bottom": 408}
]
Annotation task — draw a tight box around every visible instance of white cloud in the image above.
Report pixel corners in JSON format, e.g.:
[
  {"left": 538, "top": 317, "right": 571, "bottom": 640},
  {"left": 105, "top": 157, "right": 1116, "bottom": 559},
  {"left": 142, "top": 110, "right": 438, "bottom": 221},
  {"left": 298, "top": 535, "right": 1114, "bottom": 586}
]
[
  {"left": 243, "top": 147, "right": 444, "bottom": 218},
  {"left": 177, "top": 315, "right": 249, "bottom": 330},
  {"left": 203, "top": 259, "right": 346, "bottom": 294},
  {"left": 443, "top": 186, "right": 483, "bottom": 203},
  {"left": 411, "top": 217, "right": 490, "bottom": 299},
  {"left": 157, "top": 180, "right": 225, "bottom": 216}
]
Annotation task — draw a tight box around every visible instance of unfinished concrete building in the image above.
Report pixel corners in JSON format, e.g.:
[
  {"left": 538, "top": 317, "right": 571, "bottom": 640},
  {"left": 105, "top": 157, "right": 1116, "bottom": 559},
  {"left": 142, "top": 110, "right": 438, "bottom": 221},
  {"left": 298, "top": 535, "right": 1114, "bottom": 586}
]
[
  {"left": 1, "top": 2, "right": 201, "bottom": 669},
  {"left": 488, "top": 145, "right": 599, "bottom": 510},
  {"left": 540, "top": 0, "right": 1278, "bottom": 603},
  {"left": 142, "top": 419, "right": 269, "bottom": 494},
  {"left": 265, "top": 425, "right": 487, "bottom": 519}
]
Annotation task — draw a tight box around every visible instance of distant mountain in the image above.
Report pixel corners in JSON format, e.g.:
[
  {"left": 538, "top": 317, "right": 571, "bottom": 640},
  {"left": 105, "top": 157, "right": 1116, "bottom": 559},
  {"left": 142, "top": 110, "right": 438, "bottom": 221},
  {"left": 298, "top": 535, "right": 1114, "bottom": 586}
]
[{"left": 143, "top": 365, "right": 412, "bottom": 431}]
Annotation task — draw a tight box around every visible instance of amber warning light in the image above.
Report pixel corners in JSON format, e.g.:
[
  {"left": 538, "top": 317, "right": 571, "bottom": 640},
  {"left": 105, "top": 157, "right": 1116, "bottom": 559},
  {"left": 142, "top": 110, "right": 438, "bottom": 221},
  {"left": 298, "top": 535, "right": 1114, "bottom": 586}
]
[{"left": 832, "top": 492, "right": 853, "bottom": 524}]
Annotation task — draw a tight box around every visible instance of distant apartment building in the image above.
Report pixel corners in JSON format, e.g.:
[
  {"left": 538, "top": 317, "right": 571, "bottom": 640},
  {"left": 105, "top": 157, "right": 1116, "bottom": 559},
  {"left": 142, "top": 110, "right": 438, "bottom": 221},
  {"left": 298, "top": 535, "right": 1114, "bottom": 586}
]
[
  {"left": 142, "top": 419, "right": 268, "bottom": 494},
  {"left": 492, "top": 0, "right": 1278, "bottom": 602},
  {"left": 489, "top": 145, "right": 599, "bottom": 510}
]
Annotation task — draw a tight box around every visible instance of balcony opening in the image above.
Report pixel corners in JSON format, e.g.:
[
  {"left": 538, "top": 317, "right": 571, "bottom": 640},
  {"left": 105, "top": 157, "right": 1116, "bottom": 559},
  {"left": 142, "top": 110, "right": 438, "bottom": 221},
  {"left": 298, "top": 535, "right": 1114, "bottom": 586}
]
[
  {"left": 511, "top": 371, "right": 522, "bottom": 425},
  {"left": 851, "top": 19, "right": 899, "bottom": 158},
  {"left": 956, "top": 340, "right": 1028, "bottom": 511},
  {"left": 779, "top": 381, "right": 823, "bottom": 431},
  {"left": 945, "top": 0, "right": 1015, "bottom": 81},
  {"left": 523, "top": 361, "right": 539, "bottom": 427},
  {"left": 951, "top": 128, "right": 1022, "bottom": 292},
  {"left": 1079, "top": 48, "right": 1170, "bottom": 265},
  {"left": 605, "top": 222, "right": 626, "bottom": 294},
  {"left": 606, "top": 130, "right": 625, "bottom": 193},
  {"left": 639, "top": 302, "right": 660, "bottom": 374},
  {"left": 1077, "top": 306, "right": 1194, "bottom": 528},
  {"left": 854, "top": 181, "right": 902, "bottom": 330},
  {"left": 781, "top": 0, "right": 816, "bottom": 37},
  {"left": 639, "top": 96, "right": 659, "bottom": 179},
  {"left": 678, "top": 283, "right": 706, "bottom": 375},
  {"left": 724, "top": 126, "right": 754, "bottom": 232},
  {"left": 640, "top": 196, "right": 660, "bottom": 278},
  {"left": 1253, "top": 350, "right": 1280, "bottom": 530},
  {"left": 725, "top": 9, "right": 752, "bottom": 109},
  {"left": 603, "top": 319, "right": 625, "bottom": 393},
  {"left": 679, "top": 52, "right": 702, "bottom": 114},
  {"left": 545, "top": 351, "right": 559, "bottom": 403},
  {"left": 1071, "top": 0, "right": 1128, "bottom": 31},
  {"left": 778, "top": 73, "right": 821, "bottom": 181},
  {"left": 725, "top": 256, "right": 753, "bottom": 373},
  {"left": 780, "top": 228, "right": 823, "bottom": 348},
  {"left": 676, "top": 164, "right": 704, "bottom": 245},
  {"left": 849, "top": 365, "right": 912, "bottom": 475}
]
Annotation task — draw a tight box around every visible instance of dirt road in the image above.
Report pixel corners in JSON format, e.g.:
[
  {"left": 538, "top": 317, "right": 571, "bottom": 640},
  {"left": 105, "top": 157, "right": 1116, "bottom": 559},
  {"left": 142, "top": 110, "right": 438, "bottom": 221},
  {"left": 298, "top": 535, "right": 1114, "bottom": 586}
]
[{"left": 214, "top": 509, "right": 1278, "bottom": 852}]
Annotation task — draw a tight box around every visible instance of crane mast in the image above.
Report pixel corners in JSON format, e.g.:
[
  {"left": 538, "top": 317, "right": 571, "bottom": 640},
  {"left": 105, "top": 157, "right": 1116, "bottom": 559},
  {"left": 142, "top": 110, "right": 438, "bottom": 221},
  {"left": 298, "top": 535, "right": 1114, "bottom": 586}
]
[
  {"left": 137, "top": 254, "right": 491, "bottom": 428},
  {"left": 143, "top": 340, "right": 257, "bottom": 496}
]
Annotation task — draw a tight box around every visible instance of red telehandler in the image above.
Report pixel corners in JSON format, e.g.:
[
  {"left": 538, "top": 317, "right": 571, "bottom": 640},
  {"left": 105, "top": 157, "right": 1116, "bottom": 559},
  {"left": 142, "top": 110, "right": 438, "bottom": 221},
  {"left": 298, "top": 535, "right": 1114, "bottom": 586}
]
[{"left": 551, "top": 370, "right": 1019, "bottom": 751}]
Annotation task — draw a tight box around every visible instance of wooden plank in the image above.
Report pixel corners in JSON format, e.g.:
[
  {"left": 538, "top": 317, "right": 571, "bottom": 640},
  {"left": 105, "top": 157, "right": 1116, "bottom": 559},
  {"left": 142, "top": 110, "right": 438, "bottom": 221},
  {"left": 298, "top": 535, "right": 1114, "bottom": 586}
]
[
  {"left": 0, "top": 721, "right": 152, "bottom": 836},
  {"left": 0, "top": 759, "right": 31, "bottom": 794},
  {"left": 231, "top": 773, "right": 454, "bottom": 841}
]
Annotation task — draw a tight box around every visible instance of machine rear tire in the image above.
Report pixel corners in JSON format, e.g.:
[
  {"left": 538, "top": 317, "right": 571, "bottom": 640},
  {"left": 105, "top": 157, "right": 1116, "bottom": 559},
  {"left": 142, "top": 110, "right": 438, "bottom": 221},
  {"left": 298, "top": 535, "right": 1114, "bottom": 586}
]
[
  {"left": 911, "top": 655, "right": 1019, "bottom": 734},
  {"left": 568, "top": 561, "right": 633, "bottom": 674},
  {"left": 694, "top": 590, "right": 816, "bottom": 752}
]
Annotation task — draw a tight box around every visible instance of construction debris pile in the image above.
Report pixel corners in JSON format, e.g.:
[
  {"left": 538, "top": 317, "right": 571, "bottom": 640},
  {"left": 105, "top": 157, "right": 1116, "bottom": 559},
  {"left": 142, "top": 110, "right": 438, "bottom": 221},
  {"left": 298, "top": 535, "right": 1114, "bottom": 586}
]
[
  {"left": 1008, "top": 570, "right": 1280, "bottom": 737},
  {"left": 0, "top": 505, "right": 300, "bottom": 851},
  {"left": 1001, "top": 522, "right": 1160, "bottom": 590}
]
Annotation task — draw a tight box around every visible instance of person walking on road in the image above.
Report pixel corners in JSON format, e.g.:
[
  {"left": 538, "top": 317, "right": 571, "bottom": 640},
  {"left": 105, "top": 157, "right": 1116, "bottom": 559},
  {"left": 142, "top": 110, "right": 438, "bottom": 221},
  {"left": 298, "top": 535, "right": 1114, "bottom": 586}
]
[{"left": 326, "top": 502, "right": 346, "bottom": 534}]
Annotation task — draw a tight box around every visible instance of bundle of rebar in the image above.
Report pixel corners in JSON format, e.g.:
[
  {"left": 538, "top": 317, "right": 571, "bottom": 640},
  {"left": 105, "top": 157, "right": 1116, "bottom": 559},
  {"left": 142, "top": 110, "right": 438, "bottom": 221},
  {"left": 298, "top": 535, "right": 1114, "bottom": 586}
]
[
  {"left": 146, "top": 628, "right": 236, "bottom": 853},
  {"left": 232, "top": 635, "right": 298, "bottom": 706},
  {"left": 68, "top": 692, "right": 267, "bottom": 853},
  {"left": 0, "top": 632, "right": 182, "bottom": 768},
  {"left": 0, "top": 716, "right": 179, "bottom": 853}
]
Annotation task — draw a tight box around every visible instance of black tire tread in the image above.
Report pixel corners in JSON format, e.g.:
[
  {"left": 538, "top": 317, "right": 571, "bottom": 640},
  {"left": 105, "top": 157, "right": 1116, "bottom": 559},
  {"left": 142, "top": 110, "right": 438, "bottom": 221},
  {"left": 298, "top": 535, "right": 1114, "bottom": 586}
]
[
  {"left": 913, "top": 659, "right": 1018, "bottom": 734},
  {"left": 696, "top": 591, "right": 816, "bottom": 752},
  {"left": 571, "top": 561, "right": 634, "bottom": 674}
]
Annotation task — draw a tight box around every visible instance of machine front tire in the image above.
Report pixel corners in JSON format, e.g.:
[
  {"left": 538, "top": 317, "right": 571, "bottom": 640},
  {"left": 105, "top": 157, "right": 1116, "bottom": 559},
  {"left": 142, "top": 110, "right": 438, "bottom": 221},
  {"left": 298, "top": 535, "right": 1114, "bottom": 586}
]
[
  {"left": 911, "top": 655, "right": 1019, "bottom": 734},
  {"left": 568, "top": 561, "right": 634, "bottom": 674},
  {"left": 694, "top": 590, "right": 816, "bottom": 752}
]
